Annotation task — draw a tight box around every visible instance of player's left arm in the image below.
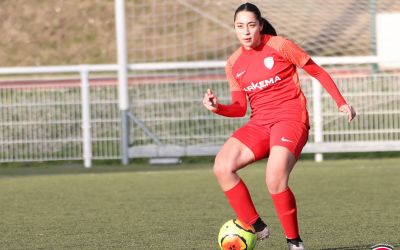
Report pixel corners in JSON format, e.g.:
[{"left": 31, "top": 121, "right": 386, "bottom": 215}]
[
  {"left": 279, "top": 37, "right": 356, "bottom": 122},
  {"left": 302, "top": 59, "right": 356, "bottom": 123}
]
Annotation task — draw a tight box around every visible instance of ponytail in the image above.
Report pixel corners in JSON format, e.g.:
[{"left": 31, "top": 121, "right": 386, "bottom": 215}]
[{"left": 261, "top": 18, "right": 277, "bottom": 36}]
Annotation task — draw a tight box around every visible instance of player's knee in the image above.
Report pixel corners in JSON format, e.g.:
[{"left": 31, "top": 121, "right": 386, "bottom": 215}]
[
  {"left": 213, "top": 152, "right": 237, "bottom": 178},
  {"left": 266, "top": 175, "right": 287, "bottom": 194}
]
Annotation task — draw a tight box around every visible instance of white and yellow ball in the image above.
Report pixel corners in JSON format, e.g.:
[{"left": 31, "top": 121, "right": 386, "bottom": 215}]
[{"left": 218, "top": 219, "right": 257, "bottom": 250}]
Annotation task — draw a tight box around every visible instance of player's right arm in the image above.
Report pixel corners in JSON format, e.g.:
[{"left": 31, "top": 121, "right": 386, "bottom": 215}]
[
  {"left": 202, "top": 59, "right": 247, "bottom": 117},
  {"left": 202, "top": 89, "right": 247, "bottom": 117}
]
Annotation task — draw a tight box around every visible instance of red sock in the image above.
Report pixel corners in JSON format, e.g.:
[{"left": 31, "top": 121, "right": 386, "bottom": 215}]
[
  {"left": 224, "top": 179, "right": 259, "bottom": 226},
  {"left": 270, "top": 187, "right": 299, "bottom": 239}
]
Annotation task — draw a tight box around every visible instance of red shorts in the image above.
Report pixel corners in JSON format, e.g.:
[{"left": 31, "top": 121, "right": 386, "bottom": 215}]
[{"left": 231, "top": 121, "right": 309, "bottom": 161}]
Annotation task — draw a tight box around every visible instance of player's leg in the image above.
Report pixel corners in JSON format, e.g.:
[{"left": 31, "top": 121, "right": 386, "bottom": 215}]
[
  {"left": 266, "top": 146, "right": 297, "bottom": 193},
  {"left": 267, "top": 147, "right": 305, "bottom": 250},
  {"left": 266, "top": 146, "right": 304, "bottom": 249},
  {"left": 266, "top": 121, "right": 309, "bottom": 249},
  {"left": 213, "top": 137, "right": 254, "bottom": 191},
  {"left": 214, "top": 123, "right": 270, "bottom": 239}
]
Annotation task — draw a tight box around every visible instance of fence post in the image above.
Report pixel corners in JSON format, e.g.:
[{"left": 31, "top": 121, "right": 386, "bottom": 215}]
[
  {"left": 312, "top": 78, "right": 323, "bottom": 162},
  {"left": 80, "top": 66, "right": 92, "bottom": 168},
  {"left": 115, "top": 0, "right": 130, "bottom": 165},
  {"left": 369, "top": 0, "right": 378, "bottom": 73}
]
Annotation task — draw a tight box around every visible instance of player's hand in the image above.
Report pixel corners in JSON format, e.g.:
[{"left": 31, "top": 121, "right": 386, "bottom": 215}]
[
  {"left": 202, "top": 89, "right": 218, "bottom": 111},
  {"left": 339, "top": 104, "right": 356, "bottom": 123}
]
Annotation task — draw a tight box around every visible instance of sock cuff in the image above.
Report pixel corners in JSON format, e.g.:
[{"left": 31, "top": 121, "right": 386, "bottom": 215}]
[
  {"left": 270, "top": 187, "right": 291, "bottom": 198},
  {"left": 224, "top": 179, "right": 244, "bottom": 195}
]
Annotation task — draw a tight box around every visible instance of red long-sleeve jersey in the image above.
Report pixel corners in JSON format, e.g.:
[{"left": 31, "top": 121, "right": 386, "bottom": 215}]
[{"left": 214, "top": 35, "right": 347, "bottom": 127}]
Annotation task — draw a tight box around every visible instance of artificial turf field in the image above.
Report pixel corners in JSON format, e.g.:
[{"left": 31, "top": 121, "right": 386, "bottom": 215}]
[{"left": 0, "top": 158, "right": 399, "bottom": 250}]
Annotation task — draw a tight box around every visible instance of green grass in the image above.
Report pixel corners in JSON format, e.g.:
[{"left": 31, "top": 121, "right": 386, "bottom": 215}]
[{"left": 0, "top": 158, "right": 399, "bottom": 249}]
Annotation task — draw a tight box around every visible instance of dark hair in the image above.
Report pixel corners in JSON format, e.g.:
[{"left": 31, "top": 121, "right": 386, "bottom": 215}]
[{"left": 234, "top": 2, "right": 277, "bottom": 36}]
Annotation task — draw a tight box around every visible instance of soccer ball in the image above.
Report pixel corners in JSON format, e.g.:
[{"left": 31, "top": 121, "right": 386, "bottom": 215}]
[{"left": 218, "top": 219, "right": 257, "bottom": 250}]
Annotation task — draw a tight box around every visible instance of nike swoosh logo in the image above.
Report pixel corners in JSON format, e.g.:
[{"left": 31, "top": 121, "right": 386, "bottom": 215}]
[
  {"left": 281, "top": 137, "right": 293, "bottom": 143},
  {"left": 236, "top": 70, "right": 246, "bottom": 78}
]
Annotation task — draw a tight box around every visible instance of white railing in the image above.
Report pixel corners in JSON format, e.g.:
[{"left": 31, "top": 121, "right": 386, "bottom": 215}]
[
  {"left": 0, "top": 65, "right": 118, "bottom": 168},
  {"left": 0, "top": 57, "right": 399, "bottom": 166}
]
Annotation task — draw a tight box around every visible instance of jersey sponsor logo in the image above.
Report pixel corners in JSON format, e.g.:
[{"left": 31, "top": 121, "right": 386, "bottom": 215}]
[
  {"left": 281, "top": 137, "right": 293, "bottom": 143},
  {"left": 243, "top": 75, "right": 281, "bottom": 92},
  {"left": 236, "top": 70, "right": 246, "bottom": 78},
  {"left": 264, "top": 57, "right": 274, "bottom": 69}
]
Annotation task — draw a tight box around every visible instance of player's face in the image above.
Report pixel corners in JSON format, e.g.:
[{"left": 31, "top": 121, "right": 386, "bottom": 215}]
[{"left": 234, "top": 11, "right": 263, "bottom": 50}]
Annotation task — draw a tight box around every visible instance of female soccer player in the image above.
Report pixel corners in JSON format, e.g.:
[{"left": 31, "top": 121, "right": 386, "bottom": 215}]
[{"left": 202, "top": 3, "right": 356, "bottom": 250}]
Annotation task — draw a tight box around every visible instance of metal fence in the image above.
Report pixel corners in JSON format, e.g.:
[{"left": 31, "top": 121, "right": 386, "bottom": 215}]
[
  {"left": 0, "top": 65, "right": 120, "bottom": 166},
  {"left": 1, "top": 58, "right": 400, "bottom": 166}
]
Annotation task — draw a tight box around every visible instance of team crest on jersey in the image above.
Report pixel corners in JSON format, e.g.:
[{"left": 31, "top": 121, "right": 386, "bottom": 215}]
[{"left": 264, "top": 57, "right": 274, "bottom": 69}]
